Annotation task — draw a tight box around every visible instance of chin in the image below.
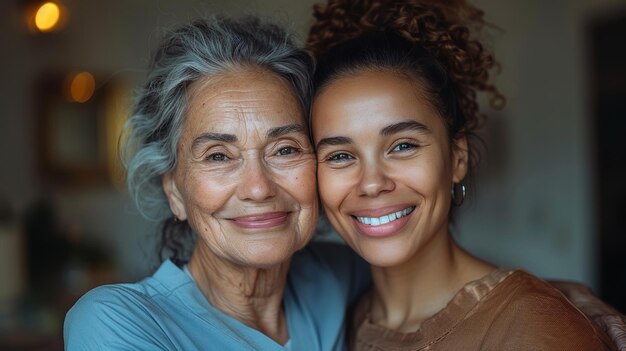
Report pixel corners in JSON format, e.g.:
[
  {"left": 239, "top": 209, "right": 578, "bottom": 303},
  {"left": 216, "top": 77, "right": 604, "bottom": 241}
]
[
  {"left": 356, "top": 242, "right": 413, "bottom": 268},
  {"left": 362, "top": 255, "right": 407, "bottom": 268},
  {"left": 240, "top": 239, "right": 303, "bottom": 268}
]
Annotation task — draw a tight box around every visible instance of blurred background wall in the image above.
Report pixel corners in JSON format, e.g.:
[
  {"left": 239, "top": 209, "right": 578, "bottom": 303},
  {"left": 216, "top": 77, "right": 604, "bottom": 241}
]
[{"left": 0, "top": 0, "right": 624, "bottom": 349}]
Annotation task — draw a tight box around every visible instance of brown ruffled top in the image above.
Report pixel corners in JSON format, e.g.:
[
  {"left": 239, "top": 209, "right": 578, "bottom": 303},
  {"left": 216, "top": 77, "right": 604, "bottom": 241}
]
[{"left": 349, "top": 269, "right": 615, "bottom": 351}]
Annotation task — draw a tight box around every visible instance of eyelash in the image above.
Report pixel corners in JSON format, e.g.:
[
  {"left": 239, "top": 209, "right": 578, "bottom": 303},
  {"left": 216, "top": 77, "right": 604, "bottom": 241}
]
[
  {"left": 205, "top": 152, "right": 230, "bottom": 162},
  {"left": 323, "top": 141, "right": 419, "bottom": 163},
  {"left": 275, "top": 146, "right": 302, "bottom": 156},
  {"left": 326, "top": 152, "right": 354, "bottom": 162},
  {"left": 204, "top": 145, "right": 302, "bottom": 162}
]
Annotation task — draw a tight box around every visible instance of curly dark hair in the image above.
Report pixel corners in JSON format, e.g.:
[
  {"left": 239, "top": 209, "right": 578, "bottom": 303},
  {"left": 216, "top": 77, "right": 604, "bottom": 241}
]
[{"left": 306, "top": 0, "right": 504, "bottom": 182}]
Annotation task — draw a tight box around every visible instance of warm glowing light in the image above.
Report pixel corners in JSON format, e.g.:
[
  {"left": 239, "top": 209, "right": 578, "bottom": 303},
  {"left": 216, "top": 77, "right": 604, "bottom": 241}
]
[
  {"left": 35, "top": 2, "right": 61, "bottom": 32},
  {"left": 69, "top": 72, "right": 96, "bottom": 103}
]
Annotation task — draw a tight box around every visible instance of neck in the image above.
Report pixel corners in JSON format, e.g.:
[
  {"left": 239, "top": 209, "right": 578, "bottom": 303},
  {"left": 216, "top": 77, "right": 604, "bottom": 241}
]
[
  {"left": 188, "top": 243, "right": 290, "bottom": 344},
  {"left": 369, "top": 227, "right": 494, "bottom": 333}
]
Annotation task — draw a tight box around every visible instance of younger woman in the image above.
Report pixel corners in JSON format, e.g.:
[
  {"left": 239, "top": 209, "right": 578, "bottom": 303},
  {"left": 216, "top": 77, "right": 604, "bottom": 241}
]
[{"left": 307, "top": 0, "right": 615, "bottom": 349}]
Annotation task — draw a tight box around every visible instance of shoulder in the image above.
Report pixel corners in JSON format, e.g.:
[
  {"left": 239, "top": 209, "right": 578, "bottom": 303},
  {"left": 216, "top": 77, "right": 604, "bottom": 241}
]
[
  {"left": 498, "top": 271, "right": 599, "bottom": 316},
  {"left": 65, "top": 283, "right": 154, "bottom": 320},
  {"left": 64, "top": 283, "right": 174, "bottom": 350},
  {"left": 484, "top": 270, "right": 614, "bottom": 350}
]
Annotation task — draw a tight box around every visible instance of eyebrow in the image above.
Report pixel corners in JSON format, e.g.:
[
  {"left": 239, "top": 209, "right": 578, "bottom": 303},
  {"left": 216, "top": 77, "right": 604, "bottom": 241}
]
[
  {"left": 315, "top": 120, "right": 430, "bottom": 151},
  {"left": 191, "top": 123, "right": 306, "bottom": 152},
  {"left": 315, "top": 136, "right": 353, "bottom": 151},
  {"left": 191, "top": 132, "right": 237, "bottom": 152},
  {"left": 380, "top": 120, "right": 430, "bottom": 136},
  {"left": 266, "top": 123, "right": 307, "bottom": 139}
]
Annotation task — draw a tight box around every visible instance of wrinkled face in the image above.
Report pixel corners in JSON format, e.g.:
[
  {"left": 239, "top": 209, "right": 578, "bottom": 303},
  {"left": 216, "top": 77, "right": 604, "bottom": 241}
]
[
  {"left": 312, "top": 71, "right": 467, "bottom": 267},
  {"left": 163, "top": 70, "right": 318, "bottom": 268}
]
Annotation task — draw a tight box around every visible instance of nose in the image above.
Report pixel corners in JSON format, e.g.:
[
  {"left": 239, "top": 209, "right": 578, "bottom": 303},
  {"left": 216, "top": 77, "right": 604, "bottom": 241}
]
[
  {"left": 237, "top": 156, "right": 277, "bottom": 201},
  {"left": 357, "top": 161, "right": 395, "bottom": 197}
]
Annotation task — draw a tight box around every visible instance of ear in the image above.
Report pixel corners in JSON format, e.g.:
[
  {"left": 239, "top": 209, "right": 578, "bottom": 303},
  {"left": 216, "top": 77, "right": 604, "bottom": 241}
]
[
  {"left": 451, "top": 134, "right": 469, "bottom": 183},
  {"left": 162, "top": 171, "right": 188, "bottom": 221}
]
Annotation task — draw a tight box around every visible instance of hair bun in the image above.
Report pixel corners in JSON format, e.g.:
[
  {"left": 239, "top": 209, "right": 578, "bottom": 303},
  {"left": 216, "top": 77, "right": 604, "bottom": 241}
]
[{"left": 307, "top": 0, "right": 504, "bottom": 123}]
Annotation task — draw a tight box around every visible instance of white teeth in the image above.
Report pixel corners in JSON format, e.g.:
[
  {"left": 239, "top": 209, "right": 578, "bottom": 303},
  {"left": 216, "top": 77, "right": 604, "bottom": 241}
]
[{"left": 356, "top": 207, "right": 414, "bottom": 227}]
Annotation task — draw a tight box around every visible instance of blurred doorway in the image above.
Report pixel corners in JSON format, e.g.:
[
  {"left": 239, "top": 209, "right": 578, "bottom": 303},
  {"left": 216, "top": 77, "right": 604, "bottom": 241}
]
[{"left": 589, "top": 9, "right": 626, "bottom": 313}]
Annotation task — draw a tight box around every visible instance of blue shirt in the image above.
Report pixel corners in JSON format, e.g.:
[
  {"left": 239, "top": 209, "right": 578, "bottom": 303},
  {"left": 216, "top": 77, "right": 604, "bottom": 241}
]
[{"left": 64, "top": 241, "right": 370, "bottom": 350}]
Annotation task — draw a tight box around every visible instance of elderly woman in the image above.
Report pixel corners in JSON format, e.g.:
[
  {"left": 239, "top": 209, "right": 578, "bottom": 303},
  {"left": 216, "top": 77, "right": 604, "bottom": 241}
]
[{"left": 63, "top": 16, "right": 369, "bottom": 350}]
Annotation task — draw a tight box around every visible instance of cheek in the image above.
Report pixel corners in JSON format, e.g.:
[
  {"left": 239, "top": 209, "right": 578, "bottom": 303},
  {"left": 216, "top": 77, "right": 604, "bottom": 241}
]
[
  {"left": 182, "top": 170, "right": 237, "bottom": 214},
  {"left": 277, "top": 160, "right": 318, "bottom": 207},
  {"left": 398, "top": 152, "right": 452, "bottom": 196},
  {"left": 317, "top": 167, "right": 351, "bottom": 211}
]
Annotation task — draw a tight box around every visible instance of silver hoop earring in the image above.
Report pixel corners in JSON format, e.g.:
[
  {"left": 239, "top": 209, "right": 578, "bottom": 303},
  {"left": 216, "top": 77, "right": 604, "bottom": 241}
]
[{"left": 451, "top": 182, "right": 466, "bottom": 207}]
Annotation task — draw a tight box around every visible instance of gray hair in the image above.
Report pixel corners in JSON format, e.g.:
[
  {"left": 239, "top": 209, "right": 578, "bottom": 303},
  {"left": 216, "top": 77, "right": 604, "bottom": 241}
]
[{"left": 121, "top": 16, "right": 314, "bottom": 261}]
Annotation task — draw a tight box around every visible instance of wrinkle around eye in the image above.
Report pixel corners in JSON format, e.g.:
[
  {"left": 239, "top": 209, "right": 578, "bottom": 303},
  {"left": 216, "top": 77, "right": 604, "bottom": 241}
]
[
  {"left": 266, "top": 148, "right": 316, "bottom": 169},
  {"left": 196, "top": 145, "right": 237, "bottom": 162},
  {"left": 266, "top": 137, "right": 313, "bottom": 158},
  {"left": 187, "top": 156, "right": 242, "bottom": 176},
  {"left": 205, "top": 152, "right": 231, "bottom": 162},
  {"left": 186, "top": 146, "right": 242, "bottom": 173}
]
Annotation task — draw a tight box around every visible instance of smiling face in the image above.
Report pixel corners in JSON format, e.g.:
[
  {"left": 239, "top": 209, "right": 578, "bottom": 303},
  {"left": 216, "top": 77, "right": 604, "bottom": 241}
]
[
  {"left": 312, "top": 71, "right": 468, "bottom": 267},
  {"left": 163, "top": 69, "right": 318, "bottom": 268}
]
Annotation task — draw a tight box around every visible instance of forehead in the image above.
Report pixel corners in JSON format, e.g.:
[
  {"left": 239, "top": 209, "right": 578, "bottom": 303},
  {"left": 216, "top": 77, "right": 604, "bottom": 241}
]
[
  {"left": 184, "top": 69, "right": 305, "bottom": 135},
  {"left": 315, "top": 71, "right": 423, "bottom": 112},
  {"left": 312, "top": 71, "right": 440, "bottom": 134}
]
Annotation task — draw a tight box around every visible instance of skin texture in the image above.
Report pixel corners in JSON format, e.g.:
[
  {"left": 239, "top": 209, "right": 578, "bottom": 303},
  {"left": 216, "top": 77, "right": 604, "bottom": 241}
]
[
  {"left": 162, "top": 69, "right": 318, "bottom": 342},
  {"left": 312, "top": 71, "right": 494, "bottom": 331}
]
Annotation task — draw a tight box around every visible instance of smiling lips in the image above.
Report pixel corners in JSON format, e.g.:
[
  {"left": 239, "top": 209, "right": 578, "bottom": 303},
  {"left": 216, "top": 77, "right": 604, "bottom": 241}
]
[
  {"left": 352, "top": 206, "right": 415, "bottom": 238},
  {"left": 232, "top": 212, "right": 290, "bottom": 229}
]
